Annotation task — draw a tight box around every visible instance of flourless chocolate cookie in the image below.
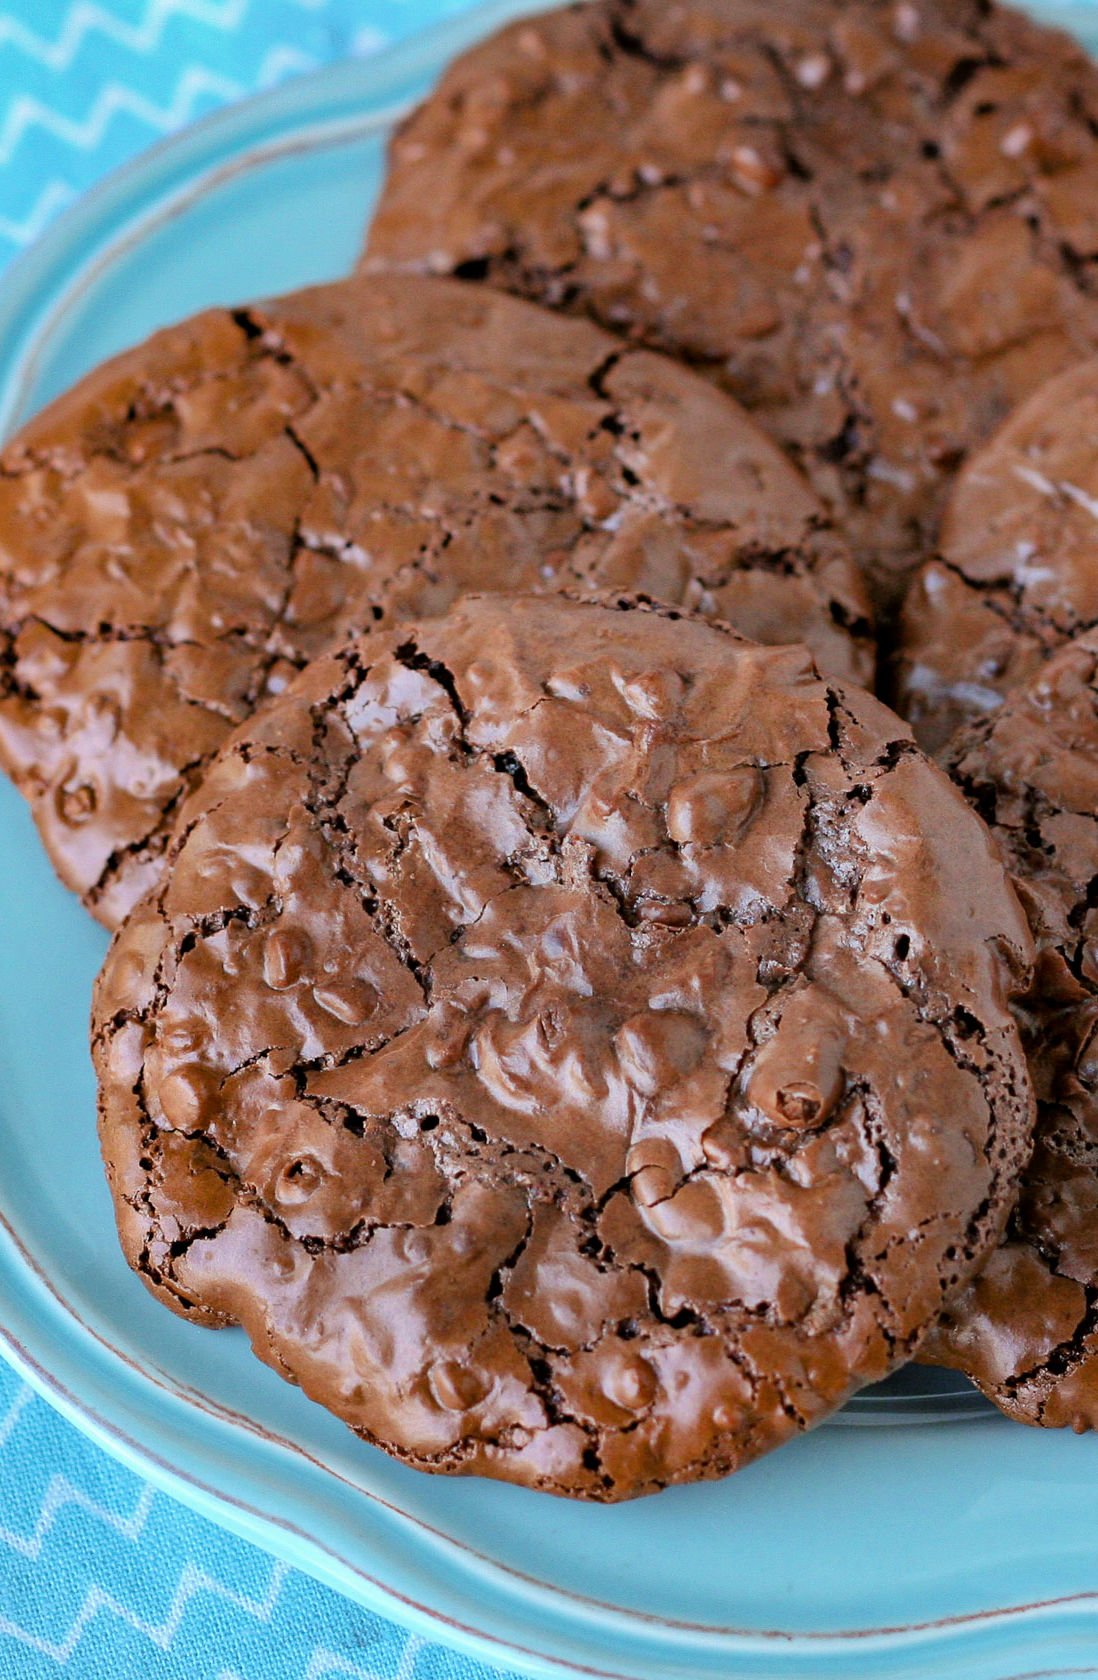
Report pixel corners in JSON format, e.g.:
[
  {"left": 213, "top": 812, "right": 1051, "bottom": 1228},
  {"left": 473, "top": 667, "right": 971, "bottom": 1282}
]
[
  {"left": 925, "top": 633, "right": 1098, "bottom": 1428},
  {"left": 0, "top": 274, "right": 870, "bottom": 929},
  {"left": 897, "top": 359, "right": 1098, "bottom": 755},
  {"left": 93, "top": 593, "right": 1034, "bottom": 1500},
  {"left": 365, "top": 0, "right": 1098, "bottom": 615}
]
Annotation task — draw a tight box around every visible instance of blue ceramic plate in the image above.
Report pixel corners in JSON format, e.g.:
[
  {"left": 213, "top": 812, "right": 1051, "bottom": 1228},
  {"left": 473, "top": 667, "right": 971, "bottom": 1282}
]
[{"left": 2, "top": 5, "right": 1098, "bottom": 1677}]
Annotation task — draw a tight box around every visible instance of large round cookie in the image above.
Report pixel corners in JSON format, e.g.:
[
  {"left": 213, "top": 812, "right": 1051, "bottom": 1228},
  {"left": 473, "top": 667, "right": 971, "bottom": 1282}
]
[
  {"left": 94, "top": 593, "right": 1034, "bottom": 1500},
  {"left": 925, "top": 632, "right": 1098, "bottom": 1428},
  {"left": 897, "top": 358, "right": 1098, "bottom": 755},
  {"left": 0, "top": 274, "right": 870, "bottom": 929},
  {"left": 365, "top": 0, "right": 1098, "bottom": 614}
]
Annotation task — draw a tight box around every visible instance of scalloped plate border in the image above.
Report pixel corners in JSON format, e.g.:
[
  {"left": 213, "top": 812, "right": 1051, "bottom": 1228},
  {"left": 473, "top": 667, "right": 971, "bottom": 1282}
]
[{"left": 1, "top": 4, "right": 1098, "bottom": 1676}]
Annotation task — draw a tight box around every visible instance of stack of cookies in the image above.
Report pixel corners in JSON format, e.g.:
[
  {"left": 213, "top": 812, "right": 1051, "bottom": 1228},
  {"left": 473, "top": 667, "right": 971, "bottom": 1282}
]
[{"left": 2, "top": 0, "right": 1098, "bottom": 1501}]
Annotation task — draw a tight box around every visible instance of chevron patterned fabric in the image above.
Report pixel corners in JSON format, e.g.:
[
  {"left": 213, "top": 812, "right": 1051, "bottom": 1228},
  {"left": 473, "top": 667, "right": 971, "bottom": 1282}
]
[
  {"left": 0, "top": 3, "right": 531, "bottom": 1675},
  {"left": 0, "top": 0, "right": 479, "bottom": 261},
  {"left": 0, "top": 1363, "right": 516, "bottom": 1678}
]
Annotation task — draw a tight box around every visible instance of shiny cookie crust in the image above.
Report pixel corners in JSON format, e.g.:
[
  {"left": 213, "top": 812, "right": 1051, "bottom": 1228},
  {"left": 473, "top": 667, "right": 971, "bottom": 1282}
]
[
  {"left": 925, "top": 632, "right": 1098, "bottom": 1429},
  {"left": 366, "top": 0, "right": 1098, "bottom": 616},
  {"left": 0, "top": 273, "right": 870, "bottom": 929},
  {"left": 94, "top": 593, "right": 1033, "bottom": 1500}
]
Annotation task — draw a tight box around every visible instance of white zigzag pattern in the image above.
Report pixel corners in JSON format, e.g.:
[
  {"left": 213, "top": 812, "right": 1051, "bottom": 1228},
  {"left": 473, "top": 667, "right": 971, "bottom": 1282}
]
[
  {"left": 0, "top": 0, "right": 356, "bottom": 248},
  {"left": 0, "top": 1555, "right": 288, "bottom": 1663},
  {"left": 0, "top": 46, "right": 335, "bottom": 168},
  {"left": 0, "top": 1472, "right": 153, "bottom": 1559},
  {"left": 0, "top": 0, "right": 246, "bottom": 71},
  {"left": 0, "top": 179, "right": 74, "bottom": 243},
  {"left": 255, "top": 43, "right": 319, "bottom": 86},
  {"left": 0, "top": 64, "right": 248, "bottom": 163},
  {"left": 0, "top": 1383, "right": 33, "bottom": 1448},
  {"left": 305, "top": 1635, "right": 425, "bottom": 1680},
  {"left": 0, "top": 0, "right": 324, "bottom": 71},
  {"left": 0, "top": 1399, "right": 447, "bottom": 1674},
  {"left": 0, "top": 0, "right": 418, "bottom": 1633}
]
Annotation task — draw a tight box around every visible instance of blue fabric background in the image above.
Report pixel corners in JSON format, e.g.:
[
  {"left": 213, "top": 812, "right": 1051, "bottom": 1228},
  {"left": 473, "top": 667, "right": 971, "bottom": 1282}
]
[{"left": 0, "top": 3, "right": 520, "bottom": 1675}]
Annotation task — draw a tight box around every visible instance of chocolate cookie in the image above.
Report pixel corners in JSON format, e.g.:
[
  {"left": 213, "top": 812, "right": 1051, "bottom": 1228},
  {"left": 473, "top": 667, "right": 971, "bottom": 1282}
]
[
  {"left": 364, "top": 0, "right": 1098, "bottom": 615},
  {"left": 0, "top": 274, "right": 871, "bottom": 930},
  {"left": 925, "top": 633, "right": 1098, "bottom": 1428},
  {"left": 93, "top": 593, "right": 1034, "bottom": 1500},
  {"left": 896, "top": 358, "right": 1098, "bottom": 755}
]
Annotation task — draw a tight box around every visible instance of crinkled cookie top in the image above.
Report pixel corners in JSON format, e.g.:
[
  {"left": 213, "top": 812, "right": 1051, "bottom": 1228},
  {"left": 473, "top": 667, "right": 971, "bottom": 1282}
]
[
  {"left": 926, "top": 632, "right": 1098, "bottom": 1430},
  {"left": 898, "top": 359, "right": 1098, "bottom": 754},
  {"left": 366, "top": 0, "right": 1098, "bottom": 613},
  {"left": 0, "top": 273, "right": 869, "bottom": 927},
  {"left": 94, "top": 594, "right": 1032, "bottom": 1500}
]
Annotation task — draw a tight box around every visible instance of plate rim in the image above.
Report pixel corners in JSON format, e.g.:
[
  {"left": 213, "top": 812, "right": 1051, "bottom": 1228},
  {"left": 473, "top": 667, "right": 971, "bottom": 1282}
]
[
  {"left": 8, "top": 1209, "right": 1098, "bottom": 1680},
  {"left": 0, "top": 0, "right": 550, "bottom": 439},
  {"left": 2, "top": 6, "right": 1098, "bottom": 1676}
]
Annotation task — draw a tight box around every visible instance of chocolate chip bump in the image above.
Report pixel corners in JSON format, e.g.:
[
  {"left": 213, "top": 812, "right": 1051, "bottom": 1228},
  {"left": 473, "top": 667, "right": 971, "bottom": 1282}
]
[
  {"left": 0, "top": 273, "right": 870, "bottom": 928},
  {"left": 898, "top": 358, "right": 1098, "bottom": 755},
  {"left": 94, "top": 594, "right": 1032, "bottom": 1499},
  {"left": 925, "top": 633, "right": 1098, "bottom": 1429},
  {"left": 365, "top": 0, "right": 1098, "bottom": 617}
]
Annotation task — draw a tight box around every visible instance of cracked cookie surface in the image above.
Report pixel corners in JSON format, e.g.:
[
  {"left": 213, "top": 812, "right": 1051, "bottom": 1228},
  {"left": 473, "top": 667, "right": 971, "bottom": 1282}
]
[
  {"left": 924, "top": 632, "right": 1098, "bottom": 1428},
  {"left": 0, "top": 273, "right": 871, "bottom": 929},
  {"left": 93, "top": 593, "right": 1034, "bottom": 1500},
  {"left": 364, "top": 0, "right": 1098, "bottom": 616},
  {"left": 896, "top": 359, "right": 1098, "bottom": 755}
]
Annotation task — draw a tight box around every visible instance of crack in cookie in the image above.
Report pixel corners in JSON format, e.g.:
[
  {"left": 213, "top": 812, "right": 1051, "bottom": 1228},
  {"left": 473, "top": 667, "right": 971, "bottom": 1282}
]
[
  {"left": 0, "top": 274, "right": 872, "bottom": 926},
  {"left": 924, "top": 631, "right": 1098, "bottom": 1429},
  {"left": 364, "top": 0, "right": 1098, "bottom": 615},
  {"left": 93, "top": 593, "right": 1033, "bottom": 1500},
  {"left": 896, "top": 358, "right": 1098, "bottom": 753}
]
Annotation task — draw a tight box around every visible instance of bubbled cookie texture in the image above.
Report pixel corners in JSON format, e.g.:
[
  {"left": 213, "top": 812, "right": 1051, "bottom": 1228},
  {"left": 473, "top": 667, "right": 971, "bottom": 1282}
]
[
  {"left": 924, "top": 633, "right": 1098, "bottom": 1430},
  {"left": 0, "top": 272, "right": 871, "bottom": 930},
  {"left": 897, "top": 358, "right": 1098, "bottom": 755},
  {"left": 364, "top": 0, "right": 1098, "bottom": 614},
  {"left": 93, "top": 594, "right": 1035, "bottom": 1500}
]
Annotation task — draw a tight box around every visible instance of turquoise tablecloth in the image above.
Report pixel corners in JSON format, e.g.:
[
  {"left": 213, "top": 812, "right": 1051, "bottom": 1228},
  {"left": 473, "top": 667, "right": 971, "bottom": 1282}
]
[{"left": 0, "top": 4, "right": 519, "bottom": 1676}]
